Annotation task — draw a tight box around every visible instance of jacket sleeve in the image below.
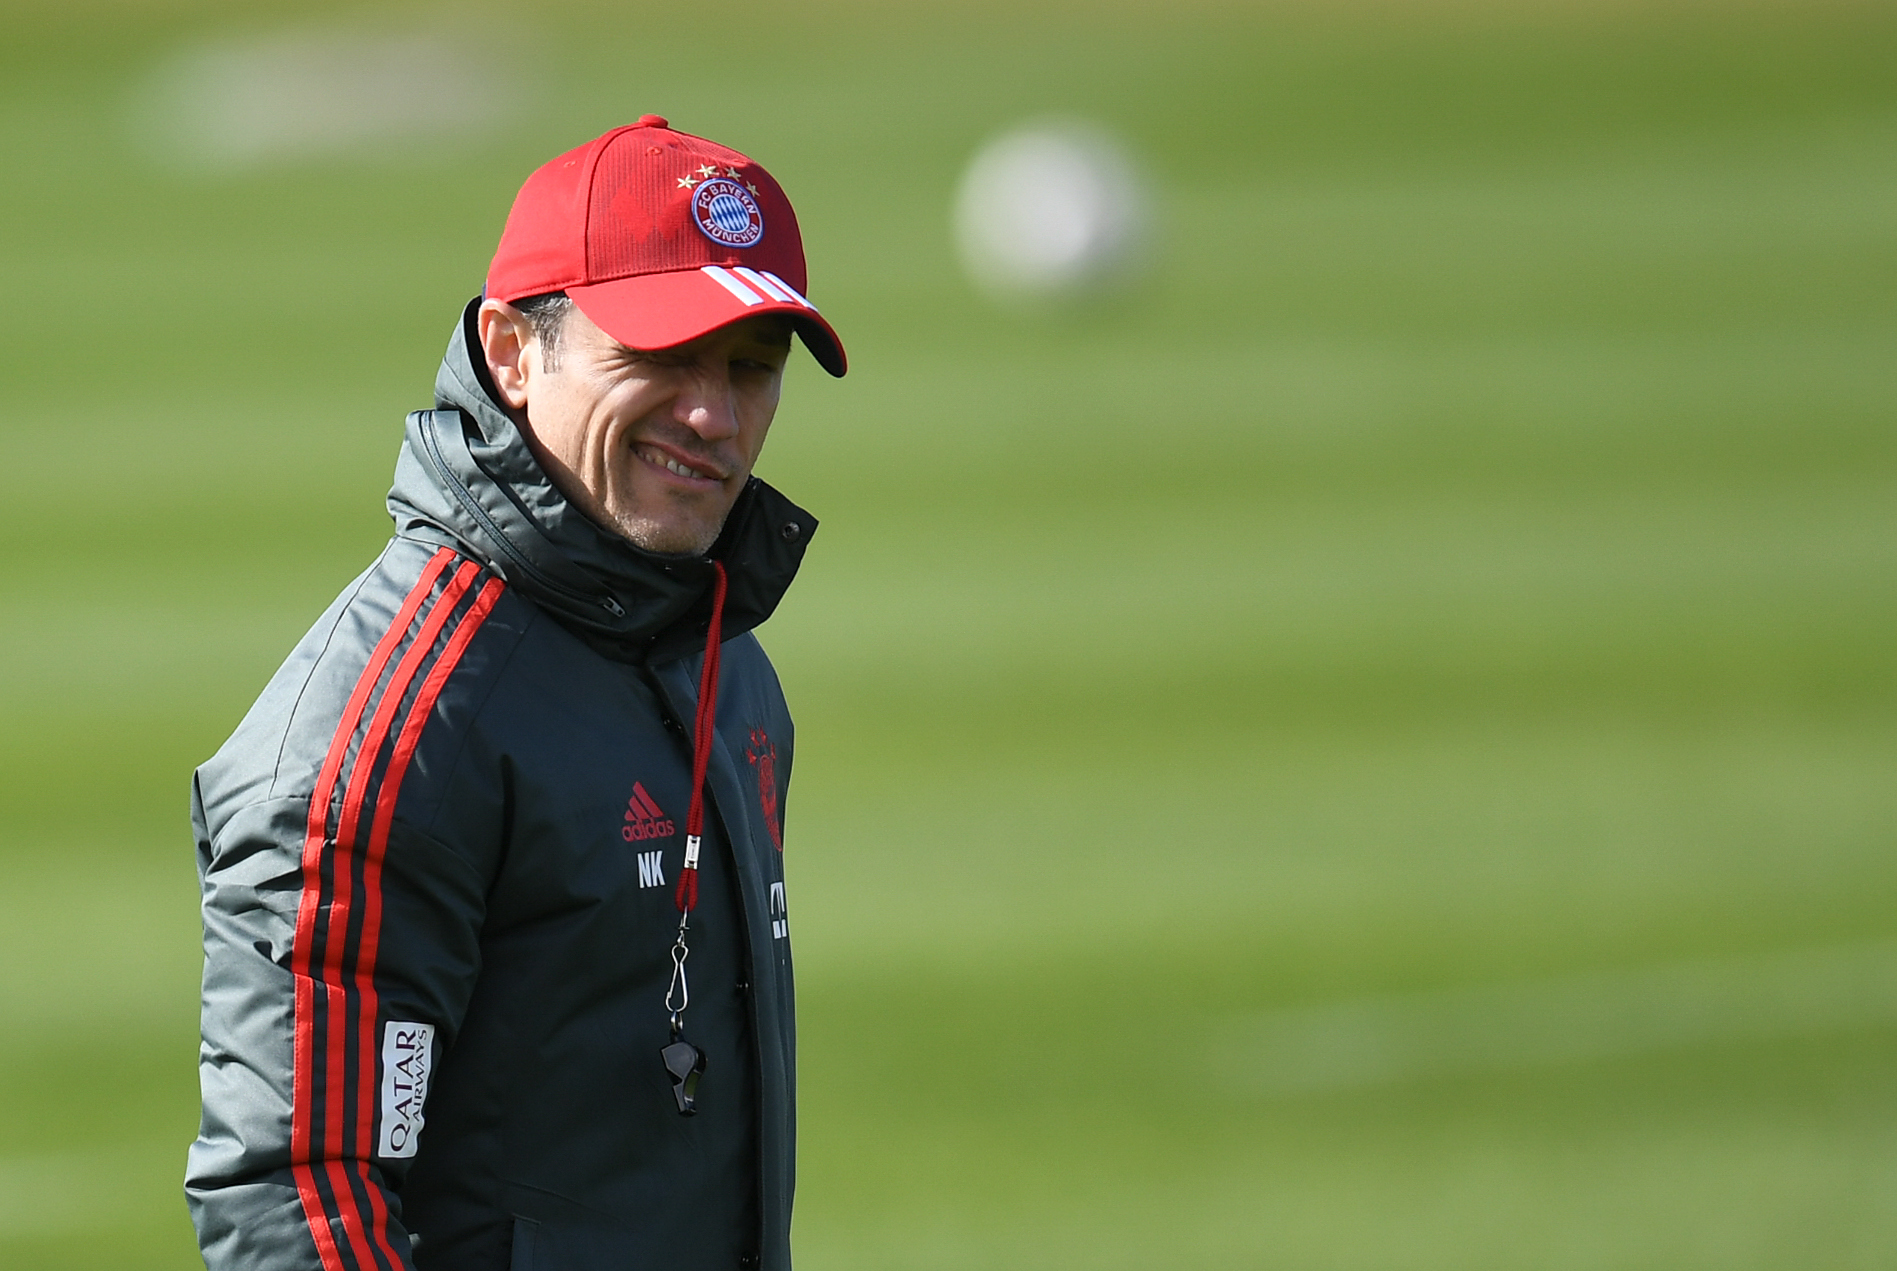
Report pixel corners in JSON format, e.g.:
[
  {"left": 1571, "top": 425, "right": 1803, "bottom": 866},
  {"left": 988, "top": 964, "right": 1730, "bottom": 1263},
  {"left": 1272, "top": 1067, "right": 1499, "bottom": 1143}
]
[
  {"left": 187, "top": 550, "right": 509, "bottom": 1271},
  {"left": 187, "top": 783, "right": 494, "bottom": 1271}
]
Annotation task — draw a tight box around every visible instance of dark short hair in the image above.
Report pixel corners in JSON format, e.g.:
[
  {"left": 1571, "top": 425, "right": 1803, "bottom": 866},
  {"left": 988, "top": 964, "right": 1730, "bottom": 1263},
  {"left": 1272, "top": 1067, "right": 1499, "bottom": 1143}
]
[{"left": 513, "top": 291, "right": 576, "bottom": 369}]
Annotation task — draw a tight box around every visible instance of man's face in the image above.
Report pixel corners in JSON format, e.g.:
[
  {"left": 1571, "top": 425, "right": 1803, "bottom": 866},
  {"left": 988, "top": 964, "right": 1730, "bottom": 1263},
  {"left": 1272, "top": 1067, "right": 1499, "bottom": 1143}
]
[{"left": 479, "top": 300, "right": 792, "bottom": 555}]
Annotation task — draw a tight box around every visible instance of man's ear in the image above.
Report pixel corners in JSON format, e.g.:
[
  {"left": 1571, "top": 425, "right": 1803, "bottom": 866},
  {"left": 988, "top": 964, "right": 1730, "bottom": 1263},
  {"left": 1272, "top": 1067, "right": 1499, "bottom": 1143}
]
[{"left": 476, "top": 299, "right": 537, "bottom": 412}]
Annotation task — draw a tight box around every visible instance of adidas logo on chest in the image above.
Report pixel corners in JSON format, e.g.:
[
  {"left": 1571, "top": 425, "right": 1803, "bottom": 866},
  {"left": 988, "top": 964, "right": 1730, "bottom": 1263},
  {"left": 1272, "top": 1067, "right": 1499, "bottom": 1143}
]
[{"left": 622, "top": 782, "right": 677, "bottom": 844}]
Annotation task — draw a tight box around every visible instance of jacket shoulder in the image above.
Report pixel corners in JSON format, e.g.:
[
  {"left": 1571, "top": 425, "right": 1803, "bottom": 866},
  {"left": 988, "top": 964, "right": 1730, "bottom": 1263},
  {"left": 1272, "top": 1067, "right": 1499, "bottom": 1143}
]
[
  {"left": 195, "top": 538, "right": 531, "bottom": 845},
  {"left": 719, "top": 630, "right": 792, "bottom": 736}
]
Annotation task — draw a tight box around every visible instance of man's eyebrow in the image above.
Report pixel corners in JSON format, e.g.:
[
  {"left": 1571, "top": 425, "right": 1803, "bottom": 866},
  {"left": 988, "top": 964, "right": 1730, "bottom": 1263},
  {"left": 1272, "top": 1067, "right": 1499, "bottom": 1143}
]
[
  {"left": 608, "top": 342, "right": 688, "bottom": 364},
  {"left": 610, "top": 336, "right": 793, "bottom": 362}
]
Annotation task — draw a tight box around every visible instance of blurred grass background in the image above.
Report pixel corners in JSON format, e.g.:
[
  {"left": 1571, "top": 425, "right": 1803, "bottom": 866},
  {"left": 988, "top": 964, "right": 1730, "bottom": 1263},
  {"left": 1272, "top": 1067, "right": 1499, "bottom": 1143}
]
[{"left": 2, "top": 0, "right": 1895, "bottom": 1266}]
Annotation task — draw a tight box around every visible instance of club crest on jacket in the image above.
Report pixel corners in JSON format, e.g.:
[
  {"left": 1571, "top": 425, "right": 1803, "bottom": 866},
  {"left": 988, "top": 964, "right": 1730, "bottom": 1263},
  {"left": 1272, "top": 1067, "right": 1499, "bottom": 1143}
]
[{"left": 745, "top": 728, "right": 782, "bottom": 850}]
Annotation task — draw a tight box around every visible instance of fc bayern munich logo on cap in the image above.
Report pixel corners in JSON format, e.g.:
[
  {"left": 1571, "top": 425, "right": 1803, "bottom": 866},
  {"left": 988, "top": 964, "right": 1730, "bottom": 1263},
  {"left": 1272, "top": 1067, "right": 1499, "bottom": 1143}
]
[{"left": 692, "top": 177, "right": 764, "bottom": 249}]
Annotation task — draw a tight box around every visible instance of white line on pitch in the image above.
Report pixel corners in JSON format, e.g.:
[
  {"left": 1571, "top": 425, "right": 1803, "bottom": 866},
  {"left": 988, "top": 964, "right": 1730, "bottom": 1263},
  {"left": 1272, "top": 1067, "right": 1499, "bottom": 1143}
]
[{"left": 1214, "top": 940, "right": 1897, "bottom": 1096}]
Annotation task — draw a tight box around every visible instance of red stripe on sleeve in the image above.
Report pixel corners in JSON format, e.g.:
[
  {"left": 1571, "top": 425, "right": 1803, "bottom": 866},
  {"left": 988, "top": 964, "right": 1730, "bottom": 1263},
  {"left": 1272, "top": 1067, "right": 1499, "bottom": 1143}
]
[
  {"left": 354, "top": 1159, "right": 406, "bottom": 1271},
  {"left": 322, "top": 1158, "right": 388, "bottom": 1271},
  {"left": 313, "top": 561, "right": 481, "bottom": 1271},
  {"left": 321, "top": 562, "right": 480, "bottom": 1148},
  {"left": 351, "top": 576, "right": 505, "bottom": 1270},
  {"left": 290, "top": 548, "right": 454, "bottom": 1271},
  {"left": 290, "top": 1162, "right": 351, "bottom": 1271}
]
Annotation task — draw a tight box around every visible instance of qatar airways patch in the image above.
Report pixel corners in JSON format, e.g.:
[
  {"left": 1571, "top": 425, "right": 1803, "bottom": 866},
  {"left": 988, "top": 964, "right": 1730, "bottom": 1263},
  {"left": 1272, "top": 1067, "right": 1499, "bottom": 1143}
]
[{"left": 377, "top": 1020, "right": 436, "bottom": 1159}]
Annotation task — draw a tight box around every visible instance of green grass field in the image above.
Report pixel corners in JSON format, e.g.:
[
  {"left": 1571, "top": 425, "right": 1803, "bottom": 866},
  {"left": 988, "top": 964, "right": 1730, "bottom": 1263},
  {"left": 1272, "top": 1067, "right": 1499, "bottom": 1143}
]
[{"left": 3, "top": 1, "right": 1895, "bottom": 1265}]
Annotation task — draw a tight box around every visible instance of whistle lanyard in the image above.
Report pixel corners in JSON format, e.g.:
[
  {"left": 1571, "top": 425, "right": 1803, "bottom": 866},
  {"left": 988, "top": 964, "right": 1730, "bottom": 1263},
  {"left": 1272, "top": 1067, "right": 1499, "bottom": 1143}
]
[{"left": 661, "top": 560, "right": 726, "bottom": 1116}]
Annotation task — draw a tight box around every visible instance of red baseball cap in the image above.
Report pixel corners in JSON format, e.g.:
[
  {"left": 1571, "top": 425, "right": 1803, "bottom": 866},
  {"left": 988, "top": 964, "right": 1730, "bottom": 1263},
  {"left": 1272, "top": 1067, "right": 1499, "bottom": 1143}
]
[{"left": 485, "top": 116, "right": 846, "bottom": 377}]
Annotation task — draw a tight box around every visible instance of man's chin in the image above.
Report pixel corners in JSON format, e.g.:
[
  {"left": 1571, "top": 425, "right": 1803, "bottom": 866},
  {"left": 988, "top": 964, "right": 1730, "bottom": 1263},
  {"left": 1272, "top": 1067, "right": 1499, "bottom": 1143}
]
[{"left": 614, "top": 513, "right": 721, "bottom": 558}]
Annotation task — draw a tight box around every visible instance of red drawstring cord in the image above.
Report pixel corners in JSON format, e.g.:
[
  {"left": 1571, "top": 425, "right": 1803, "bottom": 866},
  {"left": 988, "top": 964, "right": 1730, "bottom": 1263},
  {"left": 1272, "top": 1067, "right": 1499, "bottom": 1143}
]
[{"left": 674, "top": 561, "right": 728, "bottom": 915}]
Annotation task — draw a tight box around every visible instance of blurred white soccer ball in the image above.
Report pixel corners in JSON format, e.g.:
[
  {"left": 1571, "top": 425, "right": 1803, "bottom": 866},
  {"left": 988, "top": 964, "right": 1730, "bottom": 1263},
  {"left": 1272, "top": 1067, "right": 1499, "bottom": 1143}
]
[{"left": 953, "top": 120, "right": 1150, "bottom": 302}]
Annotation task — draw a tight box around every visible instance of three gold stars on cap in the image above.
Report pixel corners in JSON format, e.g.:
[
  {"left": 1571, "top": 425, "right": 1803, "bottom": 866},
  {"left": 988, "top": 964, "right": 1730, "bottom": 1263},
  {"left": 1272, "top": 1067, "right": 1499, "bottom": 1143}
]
[{"left": 676, "top": 164, "right": 759, "bottom": 194}]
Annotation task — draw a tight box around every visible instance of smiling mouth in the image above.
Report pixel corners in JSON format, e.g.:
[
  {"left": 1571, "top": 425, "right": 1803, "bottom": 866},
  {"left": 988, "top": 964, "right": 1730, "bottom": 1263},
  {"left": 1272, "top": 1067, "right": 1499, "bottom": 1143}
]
[{"left": 636, "top": 445, "right": 720, "bottom": 482}]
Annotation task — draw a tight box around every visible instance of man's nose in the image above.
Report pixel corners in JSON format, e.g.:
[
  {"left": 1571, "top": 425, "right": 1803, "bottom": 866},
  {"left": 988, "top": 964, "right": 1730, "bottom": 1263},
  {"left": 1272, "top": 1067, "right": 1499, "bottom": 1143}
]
[{"left": 673, "top": 365, "right": 740, "bottom": 440}]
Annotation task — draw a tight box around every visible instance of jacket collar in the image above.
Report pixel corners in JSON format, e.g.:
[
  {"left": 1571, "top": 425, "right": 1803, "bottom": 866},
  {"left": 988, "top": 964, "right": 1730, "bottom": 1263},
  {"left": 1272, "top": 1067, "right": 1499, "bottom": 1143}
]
[{"left": 386, "top": 298, "right": 817, "bottom": 663}]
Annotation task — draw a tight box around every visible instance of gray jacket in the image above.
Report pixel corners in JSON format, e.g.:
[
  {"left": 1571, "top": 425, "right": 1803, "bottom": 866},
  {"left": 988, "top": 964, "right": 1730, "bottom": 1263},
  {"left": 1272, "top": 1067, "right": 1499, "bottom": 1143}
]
[{"left": 187, "top": 299, "right": 815, "bottom": 1270}]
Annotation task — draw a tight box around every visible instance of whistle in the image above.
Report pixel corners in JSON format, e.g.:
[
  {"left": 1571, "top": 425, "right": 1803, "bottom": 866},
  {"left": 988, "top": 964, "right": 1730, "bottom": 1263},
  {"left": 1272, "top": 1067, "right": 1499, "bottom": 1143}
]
[{"left": 661, "top": 1040, "right": 706, "bottom": 1116}]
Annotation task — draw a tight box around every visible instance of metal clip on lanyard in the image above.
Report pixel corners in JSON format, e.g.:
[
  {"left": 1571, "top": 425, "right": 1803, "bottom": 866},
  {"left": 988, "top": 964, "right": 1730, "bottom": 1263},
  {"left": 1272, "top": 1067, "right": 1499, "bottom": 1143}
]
[{"left": 660, "top": 562, "right": 726, "bottom": 1117}]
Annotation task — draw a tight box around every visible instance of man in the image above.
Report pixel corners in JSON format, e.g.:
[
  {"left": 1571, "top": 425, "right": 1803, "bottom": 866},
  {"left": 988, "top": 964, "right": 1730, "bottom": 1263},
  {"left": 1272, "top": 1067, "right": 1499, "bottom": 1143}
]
[{"left": 186, "top": 117, "right": 846, "bottom": 1271}]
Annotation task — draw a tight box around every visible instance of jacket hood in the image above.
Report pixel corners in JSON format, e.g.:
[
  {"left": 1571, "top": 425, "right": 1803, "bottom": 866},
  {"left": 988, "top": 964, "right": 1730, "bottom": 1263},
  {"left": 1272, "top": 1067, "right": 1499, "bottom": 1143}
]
[{"left": 387, "top": 297, "right": 817, "bottom": 663}]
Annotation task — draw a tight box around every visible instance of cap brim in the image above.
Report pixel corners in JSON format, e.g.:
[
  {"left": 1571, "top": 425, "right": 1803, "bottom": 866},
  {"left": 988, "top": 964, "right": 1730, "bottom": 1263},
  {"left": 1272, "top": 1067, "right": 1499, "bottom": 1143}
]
[{"left": 567, "top": 266, "right": 847, "bottom": 377}]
